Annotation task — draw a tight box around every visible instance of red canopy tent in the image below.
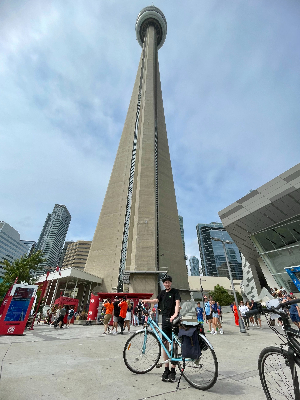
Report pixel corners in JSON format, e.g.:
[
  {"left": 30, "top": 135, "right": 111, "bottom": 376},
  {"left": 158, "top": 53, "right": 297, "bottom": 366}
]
[{"left": 54, "top": 296, "right": 79, "bottom": 324}]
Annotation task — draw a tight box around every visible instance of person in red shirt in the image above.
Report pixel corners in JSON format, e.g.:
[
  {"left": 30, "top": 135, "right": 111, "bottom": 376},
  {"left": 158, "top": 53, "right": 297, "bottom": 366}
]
[
  {"left": 118, "top": 297, "right": 128, "bottom": 334},
  {"left": 103, "top": 298, "right": 114, "bottom": 335},
  {"left": 233, "top": 302, "right": 239, "bottom": 327}
]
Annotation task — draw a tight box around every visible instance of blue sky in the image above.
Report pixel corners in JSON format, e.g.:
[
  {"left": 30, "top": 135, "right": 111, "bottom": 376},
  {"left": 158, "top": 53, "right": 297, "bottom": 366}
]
[{"left": 1, "top": 0, "right": 300, "bottom": 270}]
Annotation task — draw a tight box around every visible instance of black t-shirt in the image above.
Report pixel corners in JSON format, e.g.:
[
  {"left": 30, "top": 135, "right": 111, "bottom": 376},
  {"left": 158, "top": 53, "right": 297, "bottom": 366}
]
[
  {"left": 113, "top": 301, "right": 120, "bottom": 317},
  {"left": 158, "top": 288, "right": 181, "bottom": 318}
]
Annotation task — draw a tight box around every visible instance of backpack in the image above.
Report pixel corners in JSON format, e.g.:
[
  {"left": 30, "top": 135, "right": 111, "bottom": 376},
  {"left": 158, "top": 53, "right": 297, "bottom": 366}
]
[{"left": 178, "top": 325, "right": 201, "bottom": 360}]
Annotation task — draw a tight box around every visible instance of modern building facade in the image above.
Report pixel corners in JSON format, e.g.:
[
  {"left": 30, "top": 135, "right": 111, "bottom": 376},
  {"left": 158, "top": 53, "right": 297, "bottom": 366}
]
[
  {"left": 58, "top": 241, "right": 73, "bottom": 268},
  {"left": 35, "top": 204, "right": 71, "bottom": 273},
  {"left": 0, "top": 222, "right": 29, "bottom": 278},
  {"left": 85, "top": 6, "right": 189, "bottom": 296},
  {"left": 219, "top": 163, "right": 300, "bottom": 299},
  {"left": 196, "top": 222, "right": 243, "bottom": 280},
  {"left": 61, "top": 241, "right": 92, "bottom": 270},
  {"left": 189, "top": 256, "right": 200, "bottom": 276},
  {"left": 20, "top": 240, "right": 36, "bottom": 256}
]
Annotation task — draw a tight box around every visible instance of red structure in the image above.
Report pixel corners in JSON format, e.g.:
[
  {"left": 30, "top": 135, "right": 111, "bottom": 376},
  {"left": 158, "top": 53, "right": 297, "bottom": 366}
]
[
  {"left": 87, "top": 293, "right": 153, "bottom": 323},
  {"left": 0, "top": 284, "right": 38, "bottom": 336},
  {"left": 54, "top": 296, "right": 79, "bottom": 324}
]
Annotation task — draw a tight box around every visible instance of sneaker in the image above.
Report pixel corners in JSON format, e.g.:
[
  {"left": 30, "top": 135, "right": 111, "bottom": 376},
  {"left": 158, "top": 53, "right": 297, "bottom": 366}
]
[
  {"left": 210, "top": 329, "right": 215, "bottom": 334},
  {"left": 219, "top": 329, "right": 223, "bottom": 335},
  {"left": 162, "top": 370, "right": 170, "bottom": 382},
  {"left": 213, "top": 330, "right": 217, "bottom": 335},
  {"left": 113, "top": 332, "right": 117, "bottom": 335},
  {"left": 103, "top": 331, "right": 107, "bottom": 335},
  {"left": 207, "top": 330, "right": 211, "bottom": 333},
  {"left": 168, "top": 371, "right": 176, "bottom": 382}
]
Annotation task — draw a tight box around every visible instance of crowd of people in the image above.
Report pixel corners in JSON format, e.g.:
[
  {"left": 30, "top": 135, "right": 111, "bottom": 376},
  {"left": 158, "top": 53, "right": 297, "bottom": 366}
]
[
  {"left": 102, "top": 296, "right": 156, "bottom": 335},
  {"left": 36, "top": 305, "right": 76, "bottom": 328},
  {"left": 196, "top": 296, "right": 224, "bottom": 335}
]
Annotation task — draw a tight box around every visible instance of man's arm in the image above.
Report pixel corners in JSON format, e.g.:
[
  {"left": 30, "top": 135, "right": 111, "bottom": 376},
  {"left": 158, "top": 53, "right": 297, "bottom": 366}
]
[
  {"left": 170, "top": 299, "right": 180, "bottom": 322},
  {"left": 142, "top": 299, "right": 158, "bottom": 305}
]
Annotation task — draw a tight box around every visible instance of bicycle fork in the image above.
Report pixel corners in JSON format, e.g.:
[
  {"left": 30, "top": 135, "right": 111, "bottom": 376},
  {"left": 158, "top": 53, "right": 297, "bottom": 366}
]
[{"left": 286, "top": 347, "right": 300, "bottom": 400}]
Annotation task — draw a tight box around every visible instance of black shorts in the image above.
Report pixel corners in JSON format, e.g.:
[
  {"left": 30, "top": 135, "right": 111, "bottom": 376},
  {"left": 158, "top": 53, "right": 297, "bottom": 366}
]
[
  {"left": 205, "top": 313, "right": 212, "bottom": 322},
  {"left": 162, "top": 316, "right": 179, "bottom": 342}
]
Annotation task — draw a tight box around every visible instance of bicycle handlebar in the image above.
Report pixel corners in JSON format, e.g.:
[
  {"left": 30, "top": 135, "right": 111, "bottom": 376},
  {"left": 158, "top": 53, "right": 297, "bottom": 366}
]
[{"left": 245, "top": 298, "right": 300, "bottom": 318}]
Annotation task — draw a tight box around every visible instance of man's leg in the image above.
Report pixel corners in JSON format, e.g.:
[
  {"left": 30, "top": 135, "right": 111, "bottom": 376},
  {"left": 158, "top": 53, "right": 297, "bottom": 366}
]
[{"left": 119, "top": 317, "right": 124, "bottom": 333}]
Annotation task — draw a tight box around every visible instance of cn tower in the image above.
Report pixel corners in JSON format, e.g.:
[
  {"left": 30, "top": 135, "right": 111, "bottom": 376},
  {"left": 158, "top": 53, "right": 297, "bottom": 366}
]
[{"left": 85, "top": 6, "right": 189, "bottom": 297}]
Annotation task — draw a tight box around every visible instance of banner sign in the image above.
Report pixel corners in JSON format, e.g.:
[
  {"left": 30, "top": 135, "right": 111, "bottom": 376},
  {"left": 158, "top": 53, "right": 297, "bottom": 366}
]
[{"left": 0, "top": 284, "right": 38, "bottom": 335}]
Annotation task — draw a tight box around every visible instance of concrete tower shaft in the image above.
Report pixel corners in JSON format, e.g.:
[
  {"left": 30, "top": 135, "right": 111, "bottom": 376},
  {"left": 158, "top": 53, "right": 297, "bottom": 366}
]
[{"left": 85, "top": 8, "right": 189, "bottom": 296}]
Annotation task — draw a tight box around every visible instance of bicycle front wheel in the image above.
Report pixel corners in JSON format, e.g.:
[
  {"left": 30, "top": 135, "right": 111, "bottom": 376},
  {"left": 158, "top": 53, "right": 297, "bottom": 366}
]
[
  {"left": 259, "top": 346, "right": 299, "bottom": 399},
  {"left": 123, "top": 330, "right": 161, "bottom": 374},
  {"left": 180, "top": 334, "right": 218, "bottom": 390}
]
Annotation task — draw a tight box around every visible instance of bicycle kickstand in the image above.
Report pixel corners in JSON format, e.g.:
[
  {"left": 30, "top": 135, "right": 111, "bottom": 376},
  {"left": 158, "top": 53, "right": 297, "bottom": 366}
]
[{"left": 176, "top": 358, "right": 185, "bottom": 390}]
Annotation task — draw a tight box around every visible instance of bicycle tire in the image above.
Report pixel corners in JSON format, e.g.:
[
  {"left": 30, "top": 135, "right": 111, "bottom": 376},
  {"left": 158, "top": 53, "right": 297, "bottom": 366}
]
[
  {"left": 258, "top": 346, "right": 299, "bottom": 399},
  {"left": 179, "top": 334, "right": 218, "bottom": 390},
  {"left": 123, "top": 330, "right": 161, "bottom": 374}
]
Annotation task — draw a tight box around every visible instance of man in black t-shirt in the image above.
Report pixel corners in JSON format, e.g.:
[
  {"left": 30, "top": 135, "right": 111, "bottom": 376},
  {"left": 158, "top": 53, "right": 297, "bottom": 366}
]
[{"left": 144, "top": 275, "right": 180, "bottom": 383}]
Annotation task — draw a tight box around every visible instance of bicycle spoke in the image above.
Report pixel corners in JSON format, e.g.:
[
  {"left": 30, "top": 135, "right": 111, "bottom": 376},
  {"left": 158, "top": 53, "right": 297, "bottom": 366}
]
[
  {"left": 259, "top": 347, "right": 297, "bottom": 399},
  {"left": 123, "top": 331, "right": 161, "bottom": 374}
]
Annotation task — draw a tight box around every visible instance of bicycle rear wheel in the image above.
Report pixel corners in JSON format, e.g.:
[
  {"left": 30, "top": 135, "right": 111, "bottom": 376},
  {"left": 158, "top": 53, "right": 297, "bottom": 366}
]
[
  {"left": 258, "top": 346, "right": 299, "bottom": 399},
  {"left": 180, "top": 334, "right": 218, "bottom": 390},
  {"left": 123, "top": 330, "right": 161, "bottom": 374}
]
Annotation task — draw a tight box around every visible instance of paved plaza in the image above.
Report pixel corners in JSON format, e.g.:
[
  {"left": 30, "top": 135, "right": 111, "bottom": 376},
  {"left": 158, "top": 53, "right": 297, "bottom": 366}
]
[{"left": 0, "top": 313, "right": 289, "bottom": 399}]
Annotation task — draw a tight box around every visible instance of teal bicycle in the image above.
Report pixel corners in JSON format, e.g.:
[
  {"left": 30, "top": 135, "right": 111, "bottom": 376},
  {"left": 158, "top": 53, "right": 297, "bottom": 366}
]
[{"left": 123, "top": 306, "right": 218, "bottom": 390}]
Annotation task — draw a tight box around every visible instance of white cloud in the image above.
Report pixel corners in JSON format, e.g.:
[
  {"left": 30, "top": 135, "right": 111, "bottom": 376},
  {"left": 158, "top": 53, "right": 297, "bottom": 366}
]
[{"left": 0, "top": 0, "right": 299, "bottom": 263}]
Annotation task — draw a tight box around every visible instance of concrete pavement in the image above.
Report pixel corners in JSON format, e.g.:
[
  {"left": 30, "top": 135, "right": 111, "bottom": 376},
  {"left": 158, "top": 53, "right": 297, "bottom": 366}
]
[{"left": 0, "top": 314, "right": 291, "bottom": 399}]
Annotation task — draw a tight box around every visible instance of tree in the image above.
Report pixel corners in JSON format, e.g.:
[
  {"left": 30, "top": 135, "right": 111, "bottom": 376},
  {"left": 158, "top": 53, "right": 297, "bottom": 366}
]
[
  {"left": 208, "top": 284, "right": 242, "bottom": 306},
  {"left": 0, "top": 251, "right": 46, "bottom": 302}
]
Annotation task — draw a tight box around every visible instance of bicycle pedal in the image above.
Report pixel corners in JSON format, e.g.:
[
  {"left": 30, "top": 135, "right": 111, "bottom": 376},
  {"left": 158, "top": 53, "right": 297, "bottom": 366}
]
[{"left": 156, "top": 363, "right": 163, "bottom": 368}]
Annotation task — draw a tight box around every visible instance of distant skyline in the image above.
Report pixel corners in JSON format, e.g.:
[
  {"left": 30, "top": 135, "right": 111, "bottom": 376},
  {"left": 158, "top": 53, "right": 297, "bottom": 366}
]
[{"left": 1, "top": 1, "right": 300, "bottom": 264}]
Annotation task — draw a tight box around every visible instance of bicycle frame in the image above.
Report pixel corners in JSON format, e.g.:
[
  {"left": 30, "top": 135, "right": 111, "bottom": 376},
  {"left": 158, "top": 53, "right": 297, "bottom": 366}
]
[
  {"left": 137, "top": 313, "right": 180, "bottom": 363},
  {"left": 137, "top": 312, "right": 213, "bottom": 364}
]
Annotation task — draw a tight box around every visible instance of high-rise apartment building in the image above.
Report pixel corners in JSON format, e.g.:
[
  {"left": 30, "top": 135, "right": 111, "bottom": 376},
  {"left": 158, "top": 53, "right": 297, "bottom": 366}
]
[
  {"left": 196, "top": 222, "right": 243, "bottom": 280},
  {"left": 0, "top": 222, "right": 29, "bottom": 278},
  {"left": 85, "top": 7, "right": 189, "bottom": 296},
  {"left": 189, "top": 256, "right": 200, "bottom": 276},
  {"left": 35, "top": 204, "right": 71, "bottom": 273},
  {"left": 20, "top": 240, "right": 36, "bottom": 256},
  {"left": 178, "top": 216, "right": 186, "bottom": 256},
  {"left": 61, "top": 241, "right": 92, "bottom": 270},
  {"left": 58, "top": 241, "right": 73, "bottom": 268}
]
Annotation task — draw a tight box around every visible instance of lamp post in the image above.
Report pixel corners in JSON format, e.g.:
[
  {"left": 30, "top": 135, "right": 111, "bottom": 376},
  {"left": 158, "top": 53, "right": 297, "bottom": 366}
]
[
  {"left": 211, "top": 237, "right": 246, "bottom": 334},
  {"left": 199, "top": 277, "right": 206, "bottom": 309}
]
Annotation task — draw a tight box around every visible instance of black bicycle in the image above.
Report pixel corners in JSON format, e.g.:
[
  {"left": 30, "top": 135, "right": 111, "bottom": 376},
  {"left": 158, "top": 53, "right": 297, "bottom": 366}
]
[{"left": 247, "top": 299, "right": 300, "bottom": 400}]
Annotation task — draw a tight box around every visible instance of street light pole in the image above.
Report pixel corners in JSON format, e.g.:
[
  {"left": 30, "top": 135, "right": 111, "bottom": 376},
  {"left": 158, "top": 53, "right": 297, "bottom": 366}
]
[{"left": 211, "top": 237, "right": 246, "bottom": 334}]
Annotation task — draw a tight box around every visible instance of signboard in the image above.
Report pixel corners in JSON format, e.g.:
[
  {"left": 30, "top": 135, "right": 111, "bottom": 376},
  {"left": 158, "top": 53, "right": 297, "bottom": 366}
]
[
  {"left": 285, "top": 266, "right": 300, "bottom": 292},
  {"left": 0, "top": 284, "right": 38, "bottom": 335},
  {"left": 123, "top": 272, "right": 130, "bottom": 284}
]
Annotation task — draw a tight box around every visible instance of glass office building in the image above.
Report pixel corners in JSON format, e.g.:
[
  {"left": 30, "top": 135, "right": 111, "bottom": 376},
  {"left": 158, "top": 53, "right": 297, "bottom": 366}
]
[
  {"left": 0, "top": 222, "right": 29, "bottom": 278},
  {"left": 196, "top": 222, "right": 243, "bottom": 280},
  {"left": 189, "top": 256, "right": 200, "bottom": 276}
]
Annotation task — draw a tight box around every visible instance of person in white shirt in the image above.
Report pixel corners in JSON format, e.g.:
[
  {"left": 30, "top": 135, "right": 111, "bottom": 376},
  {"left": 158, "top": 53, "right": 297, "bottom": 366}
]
[{"left": 239, "top": 301, "right": 249, "bottom": 329}]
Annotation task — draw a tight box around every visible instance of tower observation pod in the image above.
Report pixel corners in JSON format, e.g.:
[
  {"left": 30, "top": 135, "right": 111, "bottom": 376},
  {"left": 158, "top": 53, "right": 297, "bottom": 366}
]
[{"left": 84, "top": 6, "right": 189, "bottom": 298}]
